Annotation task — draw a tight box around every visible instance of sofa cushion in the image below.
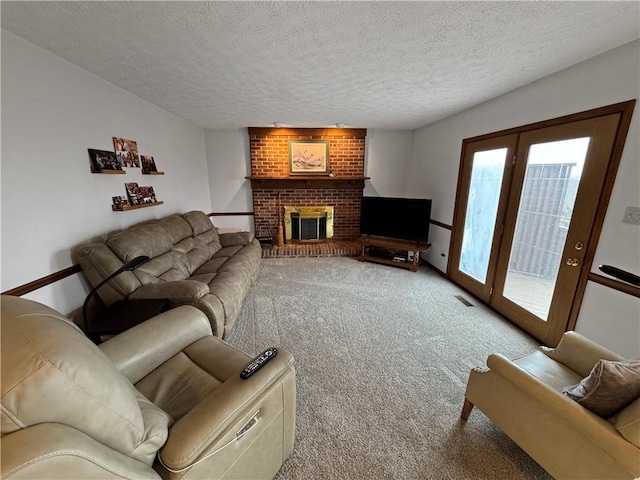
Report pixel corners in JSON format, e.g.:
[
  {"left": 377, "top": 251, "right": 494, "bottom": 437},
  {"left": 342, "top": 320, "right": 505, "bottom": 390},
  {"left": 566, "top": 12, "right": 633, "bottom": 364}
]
[
  {"left": 213, "top": 245, "right": 244, "bottom": 258},
  {"left": 182, "top": 211, "right": 215, "bottom": 235},
  {"left": 135, "top": 251, "right": 190, "bottom": 284},
  {"left": 173, "top": 237, "right": 210, "bottom": 274},
  {"left": 609, "top": 397, "right": 640, "bottom": 447},
  {"left": 71, "top": 242, "right": 143, "bottom": 305},
  {"left": 156, "top": 214, "right": 193, "bottom": 244},
  {"left": 193, "top": 257, "right": 231, "bottom": 276},
  {"left": 108, "top": 221, "right": 173, "bottom": 262},
  {"left": 220, "top": 231, "right": 254, "bottom": 247},
  {"left": 208, "top": 269, "right": 251, "bottom": 333},
  {"left": 0, "top": 296, "right": 169, "bottom": 466},
  {"left": 562, "top": 360, "right": 640, "bottom": 417},
  {"left": 183, "top": 211, "right": 222, "bottom": 257}
]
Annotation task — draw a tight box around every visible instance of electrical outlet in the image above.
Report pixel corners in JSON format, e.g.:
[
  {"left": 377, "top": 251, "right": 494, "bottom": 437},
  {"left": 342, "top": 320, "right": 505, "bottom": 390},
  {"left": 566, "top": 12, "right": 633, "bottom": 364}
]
[{"left": 622, "top": 206, "right": 640, "bottom": 225}]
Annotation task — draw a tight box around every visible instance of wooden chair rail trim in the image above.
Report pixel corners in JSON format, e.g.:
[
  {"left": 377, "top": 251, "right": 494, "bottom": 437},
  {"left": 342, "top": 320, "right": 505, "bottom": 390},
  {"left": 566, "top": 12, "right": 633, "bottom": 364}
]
[
  {"left": 208, "top": 212, "right": 255, "bottom": 217},
  {"left": 587, "top": 272, "right": 640, "bottom": 298},
  {"left": 2, "top": 264, "right": 82, "bottom": 296},
  {"left": 2, "top": 263, "right": 637, "bottom": 300},
  {"left": 430, "top": 219, "right": 452, "bottom": 230}
]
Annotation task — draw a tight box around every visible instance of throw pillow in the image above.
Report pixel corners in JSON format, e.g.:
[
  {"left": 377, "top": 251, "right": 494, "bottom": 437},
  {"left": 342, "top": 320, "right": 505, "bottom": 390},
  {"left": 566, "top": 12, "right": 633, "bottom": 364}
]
[{"left": 562, "top": 359, "right": 640, "bottom": 417}]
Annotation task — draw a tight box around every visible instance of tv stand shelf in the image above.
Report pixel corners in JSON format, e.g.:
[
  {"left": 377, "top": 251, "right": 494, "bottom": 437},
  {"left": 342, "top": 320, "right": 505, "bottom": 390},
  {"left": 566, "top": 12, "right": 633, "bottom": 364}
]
[{"left": 358, "top": 236, "right": 431, "bottom": 272}]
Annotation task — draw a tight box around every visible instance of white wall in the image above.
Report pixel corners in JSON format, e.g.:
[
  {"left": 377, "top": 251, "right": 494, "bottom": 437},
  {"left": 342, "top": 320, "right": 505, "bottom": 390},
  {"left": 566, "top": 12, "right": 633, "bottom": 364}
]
[
  {"left": 407, "top": 40, "right": 640, "bottom": 356},
  {"left": 364, "top": 130, "right": 413, "bottom": 197},
  {"left": 1, "top": 30, "right": 211, "bottom": 314},
  {"left": 204, "top": 129, "right": 253, "bottom": 232}
]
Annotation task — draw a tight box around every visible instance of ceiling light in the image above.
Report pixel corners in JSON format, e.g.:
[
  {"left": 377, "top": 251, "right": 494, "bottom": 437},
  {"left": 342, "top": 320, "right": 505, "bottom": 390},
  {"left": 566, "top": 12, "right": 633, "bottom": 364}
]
[
  {"left": 273, "top": 122, "right": 284, "bottom": 128},
  {"left": 336, "top": 123, "right": 345, "bottom": 129}
]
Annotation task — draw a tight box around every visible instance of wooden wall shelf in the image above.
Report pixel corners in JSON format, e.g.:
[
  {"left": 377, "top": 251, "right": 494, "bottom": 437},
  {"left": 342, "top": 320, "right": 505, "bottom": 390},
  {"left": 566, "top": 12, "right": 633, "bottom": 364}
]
[
  {"left": 142, "top": 171, "right": 165, "bottom": 175},
  {"left": 246, "top": 176, "right": 369, "bottom": 190},
  {"left": 93, "top": 170, "right": 126, "bottom": 174},
  {"left": 112, "top": 201, "right": 164, "bottom": 211}
]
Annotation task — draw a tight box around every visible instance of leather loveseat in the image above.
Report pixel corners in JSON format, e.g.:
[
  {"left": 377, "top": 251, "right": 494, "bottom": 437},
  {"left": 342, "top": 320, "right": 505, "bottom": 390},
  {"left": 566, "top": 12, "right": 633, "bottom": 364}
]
[
  {"left": 461, "top": 331, "right": 640, "bottom": 479},
  {"left": 1, "top": 295, "right": 296, "bottom": 479},
  {"left": 72, "top": 211, "right": 261, "bottom": 338}
]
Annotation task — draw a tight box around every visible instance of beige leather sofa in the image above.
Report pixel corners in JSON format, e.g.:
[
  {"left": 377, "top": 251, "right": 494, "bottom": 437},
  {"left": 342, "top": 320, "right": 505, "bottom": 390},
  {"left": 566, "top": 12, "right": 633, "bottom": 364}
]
[
  {"left": 461, "top": 331, "right": 640, "bottom": 479},
  {"left": 1, "top": 295, "right": 296, "bottom": 479},
  {"left": 72, "top": 210, "right": 261, "bottom": 338}
]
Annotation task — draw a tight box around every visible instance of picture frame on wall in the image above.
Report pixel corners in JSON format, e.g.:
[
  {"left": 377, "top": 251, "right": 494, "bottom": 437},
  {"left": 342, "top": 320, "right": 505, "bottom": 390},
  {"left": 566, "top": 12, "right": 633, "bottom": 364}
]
[
  {"left": 125, "top": 182, "right": 141, "bottom": 205},
  {"left": 113, "top": 137, "right": 140, "bottom": 168},
  {"left": 140, "top": 155, "right": 158, "bottom": 174},
  {"left": 88, "top": 149, "right": 122, "bottom": 173},
  {"left": 289, "top": 140, "right": 329, "bottom": 175}
]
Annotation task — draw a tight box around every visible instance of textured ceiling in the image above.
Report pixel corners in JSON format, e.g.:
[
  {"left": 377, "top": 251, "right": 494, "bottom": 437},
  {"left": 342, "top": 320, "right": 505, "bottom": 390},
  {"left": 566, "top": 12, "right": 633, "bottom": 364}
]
[{"left": 2, "top": 1, "right": 639, "bottom": 130}]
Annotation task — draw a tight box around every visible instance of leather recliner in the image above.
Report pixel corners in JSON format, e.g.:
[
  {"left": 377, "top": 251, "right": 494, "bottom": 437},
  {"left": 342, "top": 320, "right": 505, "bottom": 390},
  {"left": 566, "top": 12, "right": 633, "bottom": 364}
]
[
  {"left": 461, "top": 331, "right": 640, "bottom": 479},
  {"left": 0, "top": 295, "right": 296, "bottom": 479}
]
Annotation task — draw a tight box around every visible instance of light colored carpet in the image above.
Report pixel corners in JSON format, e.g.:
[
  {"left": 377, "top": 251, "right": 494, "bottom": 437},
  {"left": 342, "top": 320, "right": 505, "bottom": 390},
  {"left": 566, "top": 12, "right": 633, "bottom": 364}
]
[{"left": 225, "top": 257, "right": 552, "bottom": 480}]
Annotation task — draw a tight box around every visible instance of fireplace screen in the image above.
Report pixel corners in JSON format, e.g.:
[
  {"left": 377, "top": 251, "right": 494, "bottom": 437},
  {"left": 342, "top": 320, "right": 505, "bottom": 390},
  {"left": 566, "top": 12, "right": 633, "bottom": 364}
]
[{"left": 284, "top": 206, "right": 334, "bottom": 242}]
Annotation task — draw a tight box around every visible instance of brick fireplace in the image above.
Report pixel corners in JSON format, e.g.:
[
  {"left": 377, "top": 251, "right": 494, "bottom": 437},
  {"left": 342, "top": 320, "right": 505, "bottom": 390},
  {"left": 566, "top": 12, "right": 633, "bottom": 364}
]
[{"left": 247, "top": 127, "right": 367, "bottom": 256}]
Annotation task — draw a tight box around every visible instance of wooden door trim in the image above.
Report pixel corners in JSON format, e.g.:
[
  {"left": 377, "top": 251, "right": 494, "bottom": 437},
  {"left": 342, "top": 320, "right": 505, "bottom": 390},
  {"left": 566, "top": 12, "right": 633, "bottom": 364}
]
[
  {"left": 463, "top": 100, "right": 636, "bottom": 143},
  {"left": 567, "top": 99, "right": 637, "bottom": 331}
]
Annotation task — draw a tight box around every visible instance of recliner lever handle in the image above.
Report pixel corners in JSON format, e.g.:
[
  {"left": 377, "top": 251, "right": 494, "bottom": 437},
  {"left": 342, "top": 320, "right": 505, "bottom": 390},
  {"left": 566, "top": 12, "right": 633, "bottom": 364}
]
[{"left": 236, "top": 411, "right": 260, "bottom": 440}]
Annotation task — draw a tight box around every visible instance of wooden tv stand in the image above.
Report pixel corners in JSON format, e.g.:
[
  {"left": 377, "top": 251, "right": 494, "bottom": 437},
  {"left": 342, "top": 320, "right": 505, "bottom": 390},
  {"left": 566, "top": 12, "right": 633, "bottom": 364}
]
[{"left": 358, "top": 236, "right": 431, "bottom": 272}]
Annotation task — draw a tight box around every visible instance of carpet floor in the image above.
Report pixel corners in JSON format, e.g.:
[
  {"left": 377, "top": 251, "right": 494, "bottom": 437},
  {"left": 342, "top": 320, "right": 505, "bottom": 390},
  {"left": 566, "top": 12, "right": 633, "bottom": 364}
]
[{"left": 225, "top": 257, "right": 552, "bottom": 480}]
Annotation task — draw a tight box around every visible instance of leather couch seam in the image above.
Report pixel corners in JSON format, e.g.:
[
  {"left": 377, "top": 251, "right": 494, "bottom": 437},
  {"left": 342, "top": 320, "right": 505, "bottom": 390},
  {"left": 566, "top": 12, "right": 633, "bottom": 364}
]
[
  {"left": 171, "top": 370, "right": 291, "bottom": 465},
  {"left": 11, "top": 319, "right": 145, "bottom": 438},
  {"left": 1, "top": 404, "right": 26, "bottom": 429},
  {"left": 192, "top": 409, "right": 284, "bottom": 479},
  {"left": 5, "top": 449, "right": 139, "bottom": 478},
  {"left": 161, "top": 369, "right": 215, "bottom": 413}
]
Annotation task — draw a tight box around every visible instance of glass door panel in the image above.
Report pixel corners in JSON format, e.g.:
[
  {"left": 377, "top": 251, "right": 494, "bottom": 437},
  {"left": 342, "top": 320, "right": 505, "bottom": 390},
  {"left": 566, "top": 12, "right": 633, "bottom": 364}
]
[
  {"left": 459, "top": 148, "right": 508, "bottom": 283},
  {"left": 502, "top": 138, "right": 590, "bottom": 320},
  {"left": 449, "top": 135, "right": 517, "bottom": 303}
]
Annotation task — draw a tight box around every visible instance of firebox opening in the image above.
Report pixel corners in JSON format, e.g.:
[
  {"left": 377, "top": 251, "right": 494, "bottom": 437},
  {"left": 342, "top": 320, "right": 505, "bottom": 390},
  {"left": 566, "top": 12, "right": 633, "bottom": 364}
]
[{"left": 284, "top": 206, "right": 334, "bottom": 243}]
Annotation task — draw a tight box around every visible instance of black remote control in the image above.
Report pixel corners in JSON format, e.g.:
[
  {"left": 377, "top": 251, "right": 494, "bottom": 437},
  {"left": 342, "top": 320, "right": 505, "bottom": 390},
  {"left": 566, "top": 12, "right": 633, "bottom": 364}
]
[{"left": 240, "top": 348, "right": 278, "bottom": 379}]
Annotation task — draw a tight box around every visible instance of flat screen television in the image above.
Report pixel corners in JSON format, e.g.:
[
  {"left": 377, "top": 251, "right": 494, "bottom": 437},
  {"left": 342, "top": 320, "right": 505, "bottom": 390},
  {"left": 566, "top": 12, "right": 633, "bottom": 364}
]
[{"left": 360, "top": 196, "right": 432, "bottom": 243}]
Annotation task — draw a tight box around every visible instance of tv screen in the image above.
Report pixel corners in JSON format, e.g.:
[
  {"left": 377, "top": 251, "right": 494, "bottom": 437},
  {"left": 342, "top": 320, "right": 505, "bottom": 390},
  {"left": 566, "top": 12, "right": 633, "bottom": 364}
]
[{"left": 360, "top": 196, "right": 432, "bottom": 243}]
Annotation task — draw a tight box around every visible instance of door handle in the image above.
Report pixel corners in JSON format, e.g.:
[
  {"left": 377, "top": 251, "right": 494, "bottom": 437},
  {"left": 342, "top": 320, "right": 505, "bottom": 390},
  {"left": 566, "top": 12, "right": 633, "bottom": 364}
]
[
  {"left": 574, "top": 241, "right": 584, "bottom": 251},
  {"left": 565, "top": 258, "right": 580, "bottom": 267}
]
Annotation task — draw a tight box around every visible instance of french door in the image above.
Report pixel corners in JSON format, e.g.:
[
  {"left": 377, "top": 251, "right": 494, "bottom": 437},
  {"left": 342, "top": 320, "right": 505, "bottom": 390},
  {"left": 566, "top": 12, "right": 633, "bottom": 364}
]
[{"left": 450, "top": 109, "right": 626, "bottom": 346}]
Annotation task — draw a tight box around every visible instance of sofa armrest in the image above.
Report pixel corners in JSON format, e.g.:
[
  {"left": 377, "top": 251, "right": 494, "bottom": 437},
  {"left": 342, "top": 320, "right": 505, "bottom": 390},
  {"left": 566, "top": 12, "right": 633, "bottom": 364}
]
[
  {"left": 159, "top": 349, "right": 295, "bottom": 470},
  {"left": 99, "top": 306, "right": 212, "bottom": 383},
  {"left": 1, "top": 424, "right": 159, "bottom": 479},
  {"left": 486, "top": 353, "right": 639, "bottom": 474},
  {"left": 219, "top": 231, "right": 254, "bottom": 247},
  {"left": 129, "top": 280, "right": 210, "bottom": 303},
  {"left": 539, "top": 331, "right": 623, "bottom": 377}
]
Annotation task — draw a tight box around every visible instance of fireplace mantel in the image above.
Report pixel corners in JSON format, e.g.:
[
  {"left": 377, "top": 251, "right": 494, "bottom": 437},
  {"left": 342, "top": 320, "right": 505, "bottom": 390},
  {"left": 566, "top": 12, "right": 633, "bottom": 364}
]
[{"left": 246, "top": 176, "right": 369, "bottom": 190}]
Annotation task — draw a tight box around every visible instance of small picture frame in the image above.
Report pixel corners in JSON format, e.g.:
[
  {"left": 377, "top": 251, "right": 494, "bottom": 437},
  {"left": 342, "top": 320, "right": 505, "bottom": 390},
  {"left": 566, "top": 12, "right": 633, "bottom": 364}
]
[
  {"left": 113, "top": 137, "right": 140, "bottom": 168},
  {"left": 289, "top": 140, "right": 329, "bottom": 175},
  {"left": 125, "top": 182, "right": 141, "bottom": 205},
  {"left": 88, "top": 149, "right": 122, "bottom": 173},
  {"left": 140, "top": 155, "right": 158, "bottom": 174},
  {"left": 138, "top": 186, "right": 157, "bottom": 203}
]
